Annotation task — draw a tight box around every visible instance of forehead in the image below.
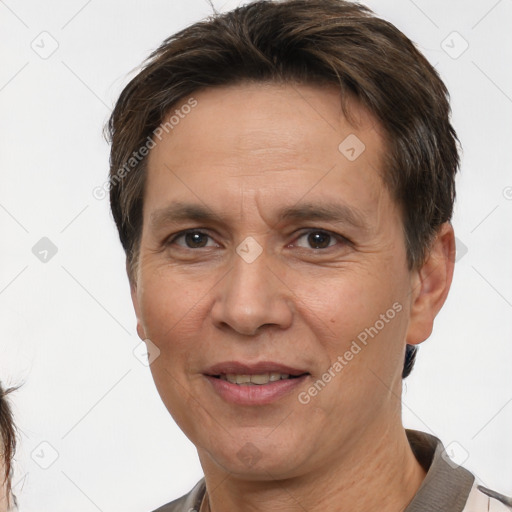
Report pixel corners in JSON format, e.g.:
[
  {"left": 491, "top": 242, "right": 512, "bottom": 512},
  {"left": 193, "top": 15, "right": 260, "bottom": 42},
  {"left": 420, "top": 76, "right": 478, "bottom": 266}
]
[{"left": 144, "top": 82, "right": 394, "bottom": 227}]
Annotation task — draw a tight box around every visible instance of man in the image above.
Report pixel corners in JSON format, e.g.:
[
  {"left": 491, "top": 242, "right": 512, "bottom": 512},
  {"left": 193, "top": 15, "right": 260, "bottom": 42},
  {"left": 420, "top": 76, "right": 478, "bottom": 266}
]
[
  {"left": 106, "top": 1, "right": 510, "bottom": 510},
  {"left": 0, "top": 382, "right": 17, "bottom": 512}
]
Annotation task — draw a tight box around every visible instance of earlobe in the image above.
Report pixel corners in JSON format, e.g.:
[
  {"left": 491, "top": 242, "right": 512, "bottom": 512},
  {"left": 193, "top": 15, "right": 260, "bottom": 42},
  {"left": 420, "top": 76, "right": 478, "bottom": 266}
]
[{"left": 406, "top": 222, "right": 456, "bottom": 346}]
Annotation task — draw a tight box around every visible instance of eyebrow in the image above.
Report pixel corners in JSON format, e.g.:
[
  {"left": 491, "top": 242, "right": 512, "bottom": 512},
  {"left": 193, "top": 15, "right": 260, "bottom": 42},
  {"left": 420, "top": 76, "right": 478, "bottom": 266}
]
[
  {"left": 279, "top": 202, "right": 367, "bottom": 229},
  {"left": 149, "top": 200, "right": 368, "bottom": 232}
]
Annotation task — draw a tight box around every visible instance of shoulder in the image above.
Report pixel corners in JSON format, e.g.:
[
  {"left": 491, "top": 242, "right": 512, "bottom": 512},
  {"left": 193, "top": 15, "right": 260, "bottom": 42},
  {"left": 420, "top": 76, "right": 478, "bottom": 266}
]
[
  {"left": 150, "top": 479, "right": 206, "bottom": 512},
  {"left": 404, "top": 430, "right": 510, "bottom": 512},
  {"left": 463, "top": 482, "right": 512, "bottom": 511}
]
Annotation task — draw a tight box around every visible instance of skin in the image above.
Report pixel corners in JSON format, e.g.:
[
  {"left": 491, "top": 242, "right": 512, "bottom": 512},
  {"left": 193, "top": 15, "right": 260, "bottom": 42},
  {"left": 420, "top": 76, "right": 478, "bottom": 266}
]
[
  {"left": 130, "top": 82, "right": 455, "bottom": 512},
  {"left": 0, "top": 458, "right": 9, "bottom": 512}
]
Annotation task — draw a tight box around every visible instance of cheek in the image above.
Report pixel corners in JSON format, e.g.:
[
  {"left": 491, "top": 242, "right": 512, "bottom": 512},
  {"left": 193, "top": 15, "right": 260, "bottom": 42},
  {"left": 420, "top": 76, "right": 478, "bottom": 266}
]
[
  {"left": 138, "top": 270, "right": 209, "bottom": 359},
  {"left": 296, "top": 264, "right": 408, "bottom": 377},
  {"left": 300, "top": 277, "right": 407, "bottom": 417},
  {"left": 139, "top": 272, "right": 212, "bottom": 426},
  {"left": 293, "top": 268, "right": 388, "bottom": 336}
]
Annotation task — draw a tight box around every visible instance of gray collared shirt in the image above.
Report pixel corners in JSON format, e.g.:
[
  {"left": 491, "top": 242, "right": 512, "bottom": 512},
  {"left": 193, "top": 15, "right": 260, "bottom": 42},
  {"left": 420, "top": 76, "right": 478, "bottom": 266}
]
[{"left": 152, "top": 429, "right": 510, "bottom": 512}]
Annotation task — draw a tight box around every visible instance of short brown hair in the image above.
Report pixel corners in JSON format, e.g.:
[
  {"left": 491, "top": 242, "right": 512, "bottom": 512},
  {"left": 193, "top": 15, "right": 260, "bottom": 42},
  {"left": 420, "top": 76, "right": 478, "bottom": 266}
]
[
  {"left": 107, "top": 0, "right": 459, "bottom": 377},
  {"left": 0, "top": 382, "right": 18, "bottom": 510}
]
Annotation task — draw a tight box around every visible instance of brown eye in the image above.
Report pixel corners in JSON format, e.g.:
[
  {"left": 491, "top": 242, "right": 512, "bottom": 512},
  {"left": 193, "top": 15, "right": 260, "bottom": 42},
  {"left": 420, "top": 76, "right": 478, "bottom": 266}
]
[
  {"left": 168, "top": 230, "right": 216, "bottom": 248},
  {"left": 184, "top": 232, "right": 209, "bottom": 248},
  {"left": 294, "top": 230, "right": 342, "bottom": 250},
  {"left": 307, "top": 232, "right": 332, "bottom": 249}
]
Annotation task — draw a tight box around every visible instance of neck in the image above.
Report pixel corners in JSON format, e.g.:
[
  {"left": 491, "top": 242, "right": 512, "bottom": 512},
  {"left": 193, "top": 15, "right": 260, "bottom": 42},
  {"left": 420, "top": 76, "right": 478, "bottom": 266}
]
[{"left": 200, "top": 423, "right": 426, "bottom": 512}]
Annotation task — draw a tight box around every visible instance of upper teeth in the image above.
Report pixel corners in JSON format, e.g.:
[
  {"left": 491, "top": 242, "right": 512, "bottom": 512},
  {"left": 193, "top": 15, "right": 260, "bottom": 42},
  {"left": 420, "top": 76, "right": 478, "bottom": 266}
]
[{"left": 221, "top": 373, "right": 290, "bottom": 385}]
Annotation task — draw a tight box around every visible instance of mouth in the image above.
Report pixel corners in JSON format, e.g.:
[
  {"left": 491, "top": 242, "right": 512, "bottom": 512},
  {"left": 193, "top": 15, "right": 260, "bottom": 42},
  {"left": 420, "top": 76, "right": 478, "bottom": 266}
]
[
  {"left": 204, "top": 362, "right": 310, "bottom": 405},
  {"left": 215, "top": 372, "right": 304, "bottom": 385}
]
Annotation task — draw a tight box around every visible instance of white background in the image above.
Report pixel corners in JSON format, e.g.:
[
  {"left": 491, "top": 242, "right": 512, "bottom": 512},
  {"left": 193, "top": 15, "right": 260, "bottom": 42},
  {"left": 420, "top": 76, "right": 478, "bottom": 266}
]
[{"left": 0, "top": 0, "right": 511, "bottom": 510}]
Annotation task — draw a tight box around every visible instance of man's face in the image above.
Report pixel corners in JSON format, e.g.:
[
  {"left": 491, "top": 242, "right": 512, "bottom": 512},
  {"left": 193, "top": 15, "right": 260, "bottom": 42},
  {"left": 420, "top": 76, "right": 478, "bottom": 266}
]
[{"left": 131, "top": 83, "right": 418, "bottom": 478}]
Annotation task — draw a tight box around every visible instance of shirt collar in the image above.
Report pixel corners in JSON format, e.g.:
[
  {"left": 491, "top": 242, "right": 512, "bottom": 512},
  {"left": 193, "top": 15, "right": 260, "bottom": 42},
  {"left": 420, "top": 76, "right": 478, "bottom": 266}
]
[{"left": 404, "top": 429, "right": 474, "bottom": 512}]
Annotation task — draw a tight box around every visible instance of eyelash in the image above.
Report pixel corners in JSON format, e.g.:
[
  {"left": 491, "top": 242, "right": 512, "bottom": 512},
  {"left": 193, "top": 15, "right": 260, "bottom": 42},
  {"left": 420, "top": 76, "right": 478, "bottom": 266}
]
[{"left": 165, "top": 228, "right": 350, "bottom": 251}]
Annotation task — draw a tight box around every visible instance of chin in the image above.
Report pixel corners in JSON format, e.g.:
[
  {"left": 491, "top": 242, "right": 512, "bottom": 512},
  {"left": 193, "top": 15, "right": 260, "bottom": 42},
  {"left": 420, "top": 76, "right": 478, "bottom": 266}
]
[{"left": 200, "top": 434, "right": 307, "bottom": 480}]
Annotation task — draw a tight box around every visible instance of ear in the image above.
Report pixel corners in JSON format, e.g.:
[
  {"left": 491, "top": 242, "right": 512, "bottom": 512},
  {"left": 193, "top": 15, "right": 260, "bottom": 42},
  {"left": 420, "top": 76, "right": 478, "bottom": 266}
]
[
  {"left": 406, "top": 222, "right": 456, "bottom": 345},
  {"left": 127, "top": 259, "right": 147, "bottom": 341}
]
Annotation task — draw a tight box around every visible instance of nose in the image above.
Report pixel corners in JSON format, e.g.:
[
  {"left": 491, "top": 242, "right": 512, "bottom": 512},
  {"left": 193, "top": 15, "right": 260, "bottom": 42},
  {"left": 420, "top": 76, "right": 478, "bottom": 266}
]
[{"left": 210, "top": 246, "right": 294, "bottom": 336}]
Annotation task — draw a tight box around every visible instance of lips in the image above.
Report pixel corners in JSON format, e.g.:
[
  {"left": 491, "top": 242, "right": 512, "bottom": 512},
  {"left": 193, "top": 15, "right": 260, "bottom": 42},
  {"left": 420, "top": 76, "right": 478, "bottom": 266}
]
[
  {"left": 220, "top": 372, "right": 292, "bottom": 385},
  {"left": 204, "top": 361, "right": 310, "bottom": 405},
  {"left": 205, "top": 361, "right": 309, "bottom": 377}
]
